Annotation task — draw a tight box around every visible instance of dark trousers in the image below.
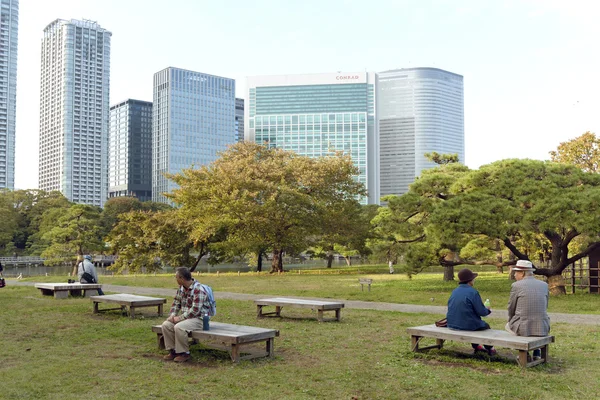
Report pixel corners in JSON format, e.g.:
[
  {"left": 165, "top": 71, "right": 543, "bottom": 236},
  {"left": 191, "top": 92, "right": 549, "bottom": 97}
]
[{"left": 471, "top": 322, "right": 492, "bottom": 350}]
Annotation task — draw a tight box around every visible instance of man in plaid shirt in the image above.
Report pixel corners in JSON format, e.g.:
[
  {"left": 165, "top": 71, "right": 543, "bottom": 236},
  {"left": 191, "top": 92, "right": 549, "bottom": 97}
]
[
  {"left": 161, "top": 267, "right": 211, "bottom": 362},
  {"left": 506, "top": 260, "right": 550, "bottom": 361}
]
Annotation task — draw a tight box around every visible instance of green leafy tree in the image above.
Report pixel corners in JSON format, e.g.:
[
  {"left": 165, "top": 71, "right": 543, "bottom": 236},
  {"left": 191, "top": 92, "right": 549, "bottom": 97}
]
[
  {"left": 41, "top": 204, "right": 104, "bottom": 273},
  {"left": 0, "top": 189, "right": 18, "bottom": 255},
  {"left": 168, "top": 142, "right": 366, "bottom": 273},
  {"left": 430, "top": 159, "right": 600, "bottom": 294},
  {"left": 550, "top": 131, "right": 600, "bottom": 173}
]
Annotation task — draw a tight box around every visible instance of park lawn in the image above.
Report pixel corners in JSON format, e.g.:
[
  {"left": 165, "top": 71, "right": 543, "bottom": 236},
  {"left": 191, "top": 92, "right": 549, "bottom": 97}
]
[
  {"left": 1, "top": 285, "right": 600, "bottom": 400},
  {"left": 28, "top": 267, "right": 600, "bottom": 314}
]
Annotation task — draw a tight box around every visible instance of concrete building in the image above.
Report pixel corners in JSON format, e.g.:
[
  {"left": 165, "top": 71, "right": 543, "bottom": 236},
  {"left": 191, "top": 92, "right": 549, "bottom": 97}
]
[
  {"left": 378, "top": 68, "right": 464, "bottom": 197},
  {"left": 38, "top": 19, "right": 111, "bottom": 206},
  {"left": 152, "top": 67, "right": 235, "bottom": 203},
  {"left": 245, "top": 72, "right": 379, "bottom": 204},
  {"left": 109, "top": 99, "right": 152, "bottom": 201},
  {"left": 0, "top": 0, "right": 18, "bottom": 189}
]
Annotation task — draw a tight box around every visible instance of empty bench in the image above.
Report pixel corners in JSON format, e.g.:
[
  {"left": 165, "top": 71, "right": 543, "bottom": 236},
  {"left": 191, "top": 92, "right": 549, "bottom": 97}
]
[
  {"left": 407, "top": 324, "right": 555, "bottom": 368},
  {"left": 91, "top": 294, "right": 166, "bottom": 318},
  {"left": 35, "top": 282, "right": 103, "bottom": 299},
  {"left": 152, "top": 322, "right": 279, "bottom": 363},
  {"left": 255, "top": 297, "right": 344, "bottom": 322}
]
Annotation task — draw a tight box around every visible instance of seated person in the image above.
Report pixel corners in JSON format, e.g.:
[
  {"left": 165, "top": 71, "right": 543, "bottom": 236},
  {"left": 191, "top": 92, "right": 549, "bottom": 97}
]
[{"left": 446, "top": 268, "right": 496, "bottom": 356}]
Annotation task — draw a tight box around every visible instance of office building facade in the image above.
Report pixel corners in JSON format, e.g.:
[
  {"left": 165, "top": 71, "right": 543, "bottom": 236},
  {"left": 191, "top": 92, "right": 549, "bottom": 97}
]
[
  {"left": 235, "top": 97, "right": 244, "bottom": 142},
  {"left": 109, "top": 99, "right": 152, "bottom": 201},
  {"left": 245, "top": 72, "right": 379, "bottom": 204},
  {"left": 0, "top": 0, "right": 18, "bottom": 189},
  {"left": 153, "top": 67, "right": 235, "bottom": 203},
  {"left": 38, "top": 19, "right": 111, "bottom": 206},
  {"left": 378, "top": 68, "right": 464, "bottom": 197}
]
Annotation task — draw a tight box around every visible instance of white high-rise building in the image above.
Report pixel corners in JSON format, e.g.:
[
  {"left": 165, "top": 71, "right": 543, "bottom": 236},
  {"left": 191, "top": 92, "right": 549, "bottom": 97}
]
[
  {"left": 378, "top": 68, "right": 464, "bottom": 197},
  {"left": 38, "top": 19, "right": 111, "bottom": 206},
  {"left": 0, "top": 0, "right": 18, "bottom": 189}
]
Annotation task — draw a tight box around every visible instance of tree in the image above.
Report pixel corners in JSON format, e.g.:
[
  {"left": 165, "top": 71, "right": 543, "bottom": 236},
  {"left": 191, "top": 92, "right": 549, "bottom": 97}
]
[
  {"left": 430, "top": 159, "right": 600, "bottom": 294},
  {"left": 168, "top": 142, "right": 366, "bottom": 273},
  {"left": 371, "top": 162, "right": 472, "bottom": 280},
  {"left": 550, "top": 131, "right": 600, "bottom": 173},
  {"left": 0, "top": 189, "right": 18, "bottom": 255},
  {"left": 41, "top": 204, "right": 105, "bottom": 272}
]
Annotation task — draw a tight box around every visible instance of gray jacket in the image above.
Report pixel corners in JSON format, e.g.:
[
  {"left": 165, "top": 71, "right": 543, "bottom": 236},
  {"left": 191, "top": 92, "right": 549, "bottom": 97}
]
[
  {"left": 78, "top": 259, "right": 99, "bottom": 284},
  {"left": 507, "top": 276, "right": 550, "bottom": 336}
]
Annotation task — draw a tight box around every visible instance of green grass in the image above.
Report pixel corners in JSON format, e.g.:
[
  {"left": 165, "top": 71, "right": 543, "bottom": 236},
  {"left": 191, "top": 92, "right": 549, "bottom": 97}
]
[
  {"left": 28, "top": 266, "right": 600, "bottom": 314},
  {"left": 2, "top": 281, "right": 600, "bottom": 399}
]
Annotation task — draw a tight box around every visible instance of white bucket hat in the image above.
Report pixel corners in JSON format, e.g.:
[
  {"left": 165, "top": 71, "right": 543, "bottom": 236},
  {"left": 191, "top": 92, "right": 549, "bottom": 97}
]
[{"left": 513, "top": 260, "right": 534, "bottom": 271}]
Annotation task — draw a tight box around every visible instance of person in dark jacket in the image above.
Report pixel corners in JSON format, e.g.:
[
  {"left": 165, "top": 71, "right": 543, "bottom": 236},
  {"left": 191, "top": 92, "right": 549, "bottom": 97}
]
[{"left": 446, "top": 268, "right": 496, "bottom": 356}]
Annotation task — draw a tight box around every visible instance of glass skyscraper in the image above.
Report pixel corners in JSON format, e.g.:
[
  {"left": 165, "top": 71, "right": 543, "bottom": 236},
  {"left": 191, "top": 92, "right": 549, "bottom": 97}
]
[
  {"left": 378, "top": 68, "right": 464, "bottom": 197},
  {"left": 38, "top": 19, "right": 111, "bottom": 207},
  {"left": 109, "top": 99, "right": 152, "bottom": 201},
  {"left": 235, "top": 97, "right": 244, "bottom": 142},
  {"left": 245, "top": 72, "right": 379, "bottom": 204},
  {"left": 0, "top": 0, "right": 18, "bottom": 189},
  {"left": 152, "top": 67, "right": 235, "bottom": 203}
]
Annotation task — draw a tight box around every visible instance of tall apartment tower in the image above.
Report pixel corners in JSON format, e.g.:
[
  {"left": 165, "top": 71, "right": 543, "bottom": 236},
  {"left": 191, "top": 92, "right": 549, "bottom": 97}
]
[
  {"left": 235, "top": 97, "right": 244, "bottom": 142},
  {"left": 378, "top": 68, "right": 464, "bottom": 197},
  {"left": 0, "top": 0, "right": 18, "bottom": 189},
  {"left": 153, "top": 67, "right": 235, "bottom": 203},
  {"left": 109, "top": 99, "right": 152, "bottom": 201},
  {"left": 38, "top": 19, "right": 111, "bottom": 206},
  {"left": 246, "top": 72, "right": 379, "bottom": 204}
]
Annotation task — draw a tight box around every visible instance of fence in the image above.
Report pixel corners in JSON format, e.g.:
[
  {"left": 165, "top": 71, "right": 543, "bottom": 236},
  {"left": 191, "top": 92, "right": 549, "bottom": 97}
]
[{"left": 562, "top": 259, "right": 600, "bottom": 294}]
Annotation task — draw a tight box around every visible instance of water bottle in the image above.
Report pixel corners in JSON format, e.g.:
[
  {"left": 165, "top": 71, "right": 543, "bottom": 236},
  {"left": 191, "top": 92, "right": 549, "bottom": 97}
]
[
  {"left": 484, "top": 299, "right": 491, "bottom": 308},
  {"left": 202, "top": 314, "right": 210, "bottom": 331}
]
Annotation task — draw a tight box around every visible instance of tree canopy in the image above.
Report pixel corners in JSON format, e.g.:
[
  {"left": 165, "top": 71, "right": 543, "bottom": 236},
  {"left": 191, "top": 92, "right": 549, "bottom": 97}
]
[{"left": 550, "top": 131, "right": 600, "bottom": 173}]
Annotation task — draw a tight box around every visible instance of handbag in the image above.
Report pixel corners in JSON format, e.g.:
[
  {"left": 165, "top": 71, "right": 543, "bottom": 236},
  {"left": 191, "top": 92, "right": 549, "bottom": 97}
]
[
  {"left": 0, "top": 277, "right": 5, "bottom": 288},
  {"left": 80, "top": 262, "right": 96, "bottom": 284},
  {"left": 435, "top": 318, "right": 447, "bottom": 328}
]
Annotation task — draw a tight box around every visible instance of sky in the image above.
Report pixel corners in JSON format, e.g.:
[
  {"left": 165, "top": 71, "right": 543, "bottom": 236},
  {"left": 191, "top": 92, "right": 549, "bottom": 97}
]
[{"left": 13, "top": 0, "right": 600, "bottom": 189}]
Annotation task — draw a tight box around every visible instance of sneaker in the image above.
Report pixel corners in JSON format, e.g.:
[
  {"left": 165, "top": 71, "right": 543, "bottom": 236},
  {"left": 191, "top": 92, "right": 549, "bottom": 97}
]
[
  {"left": 163, "top": 350, "right": 177, "bottom": 361},
  {"left": 473, "top": 345, "right": 486, "bottom": 354},
  {"left": 174, "top": 353, "right": 190, "bottom": 363},
  {"left": 487, "top": 348, "right": 497, "bottom": 356}
]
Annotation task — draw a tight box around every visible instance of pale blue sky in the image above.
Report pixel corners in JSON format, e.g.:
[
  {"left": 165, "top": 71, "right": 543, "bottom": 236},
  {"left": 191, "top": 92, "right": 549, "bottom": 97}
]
[{"left": 15, "top": 0, "right": 600, "bottom": 189}]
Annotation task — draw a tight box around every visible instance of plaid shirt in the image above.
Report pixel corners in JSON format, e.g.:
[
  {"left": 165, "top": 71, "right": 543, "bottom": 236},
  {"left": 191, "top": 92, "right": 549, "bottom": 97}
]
[
  {"left": 169, "top": 280, "right": 209, "bottom": 320},
  {"left": 507, "top": 276, "right": 550, "bottom": 336}
]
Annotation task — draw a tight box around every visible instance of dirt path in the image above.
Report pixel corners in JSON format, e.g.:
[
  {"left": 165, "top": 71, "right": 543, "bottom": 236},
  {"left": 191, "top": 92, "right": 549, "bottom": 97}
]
[{"left": 10, "top": 280, "right": 600, "bottom": 325}]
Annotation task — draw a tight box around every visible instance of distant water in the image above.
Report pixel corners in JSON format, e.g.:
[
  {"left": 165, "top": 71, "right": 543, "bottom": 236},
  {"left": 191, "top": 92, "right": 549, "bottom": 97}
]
[{"left": 2, "top": 259, "right": 354, "bottom": 277}]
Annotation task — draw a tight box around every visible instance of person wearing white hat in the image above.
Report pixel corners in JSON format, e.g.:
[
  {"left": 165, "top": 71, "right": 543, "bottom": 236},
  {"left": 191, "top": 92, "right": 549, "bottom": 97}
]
[{"left": 506, "top": 260, "right": 550, "bottom": 360}]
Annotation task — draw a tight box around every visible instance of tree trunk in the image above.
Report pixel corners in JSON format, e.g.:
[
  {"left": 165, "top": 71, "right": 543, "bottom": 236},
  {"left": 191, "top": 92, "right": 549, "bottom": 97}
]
[
  {"left": 443, "top": 265, "right": 454, "bottom": 281},
  {"left": 278, "top": 249, "right": 284, "bottom": 271},
  {"left": 270, "top": 249, "right": 284, "bottom": 273},
  {"left": 326, "top": 253, "right": 334, "bottom": 268},
  {"left": 344, "top": 256, "right": 351, "bottom": 266},
  {"left": 547, "top": 274, "right": 566, "bottom": 295},
  {"left": 256, "top": 251, "right": 263, "bottom": 272}
]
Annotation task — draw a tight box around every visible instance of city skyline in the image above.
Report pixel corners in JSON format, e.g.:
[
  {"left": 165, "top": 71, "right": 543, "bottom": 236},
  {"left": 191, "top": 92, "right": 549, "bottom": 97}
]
[{"left": 12, "top": 0, "right": 600, "bottom": 189}]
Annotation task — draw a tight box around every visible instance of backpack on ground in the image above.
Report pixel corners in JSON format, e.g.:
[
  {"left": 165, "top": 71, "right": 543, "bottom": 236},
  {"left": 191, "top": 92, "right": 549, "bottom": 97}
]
[{"left": 200, "top": 284, "right": 216, "bottom": 317}]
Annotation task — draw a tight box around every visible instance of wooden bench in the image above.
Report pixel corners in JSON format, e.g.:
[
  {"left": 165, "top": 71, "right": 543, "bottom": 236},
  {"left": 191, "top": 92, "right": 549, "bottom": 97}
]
[
  {"left": 91, "top": 294, "right": 166, "bottom": 318},
  {"left": 255, "top": 297, "right": 344, "bottom": 322},
  {"left": 407, "top": 324, "right": 555, "bottom": 368},
  {"left": 359, "top": 278, "right": 373, "bottom": 292},
  {"left": 35, "top": 282, "right": 103, "bottom": 299},
  {"left": 152, "top": 322, "right": 279, "bottom": 363}
]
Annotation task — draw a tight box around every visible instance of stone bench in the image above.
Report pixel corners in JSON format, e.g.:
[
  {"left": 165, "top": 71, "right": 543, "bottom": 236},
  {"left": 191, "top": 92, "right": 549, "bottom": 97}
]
[
  {"left": 152, "top": 322, "right": 279, "bottom": 363},
  {"left": 359, "top": 278, "right": 373, "bottom": 292},
  {"left": 91, "top": 294, "right": 166, "bottom": 318},
  {"left": 255, "top": 297, "right": 344, "bottom": 322},
  {"left": 407, "top": 324, "right": 555, "bottom": 368},
  {"left": 35, "top": 282, "right": 103, "bottom": 299}
]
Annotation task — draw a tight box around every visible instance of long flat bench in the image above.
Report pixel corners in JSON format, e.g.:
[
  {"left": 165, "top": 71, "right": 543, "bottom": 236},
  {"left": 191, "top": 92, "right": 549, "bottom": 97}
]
[
  {"left": 35, "top": 282, "right": 103, "bottom": 299},
  {"left": 152, "top": 322, "right": 279, "bottom": 363},
  {"left": 255, "top": 297, "right": 344, "bottom": 322},
  {"left": 407, "top": 324, "right": 555, "bottom": 368},
  {"left": 91, "top": 294, "right": 166, "bottom": 318}
]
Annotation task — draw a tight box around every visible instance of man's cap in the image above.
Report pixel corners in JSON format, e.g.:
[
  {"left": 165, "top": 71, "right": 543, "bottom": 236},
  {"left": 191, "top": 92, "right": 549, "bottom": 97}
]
[
  {"left": 513, "top": 260, "right": 534, "bottom": 271},
  {"left": 84, "top": 255, "right": 92, "bottom": 261},
  {"left": 457, "top": 268, "right": 478, "bottom": 283}
]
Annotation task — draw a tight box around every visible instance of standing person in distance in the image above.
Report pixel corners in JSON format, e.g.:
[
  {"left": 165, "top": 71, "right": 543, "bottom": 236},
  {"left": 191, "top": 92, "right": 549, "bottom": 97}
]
[
  {"left": 161, "top": 267, "right": 213, "bottom": 363},
  {"left": 506, "top": 260, "right": 550, "bottom": 361},
  {"left": 446, "top": 268, "right": 497, "bottom": 356},
  {"left": 78, "top": 255, "right": 104, "bottom": 295}
]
